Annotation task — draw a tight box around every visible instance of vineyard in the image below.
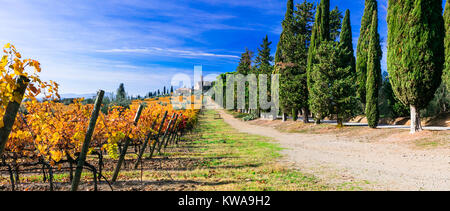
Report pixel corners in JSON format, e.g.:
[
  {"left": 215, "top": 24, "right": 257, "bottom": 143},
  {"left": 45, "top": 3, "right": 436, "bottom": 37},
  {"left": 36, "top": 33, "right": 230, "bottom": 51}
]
[
  {"left": 1, "top": 94, "right": 199, "bottom": 191},
  {"left": 1, "top": 94, "right": 199, "bottom": 190},
  {"left": 0, "top": 44, "right": 199, "bottom": 190}
]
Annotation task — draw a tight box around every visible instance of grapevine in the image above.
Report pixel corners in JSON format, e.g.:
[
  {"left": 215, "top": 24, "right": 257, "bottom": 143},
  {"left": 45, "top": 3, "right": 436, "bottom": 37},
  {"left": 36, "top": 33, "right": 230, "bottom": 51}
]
[{"left": 0, "top": 44, "right": 199, "bottom": 190}]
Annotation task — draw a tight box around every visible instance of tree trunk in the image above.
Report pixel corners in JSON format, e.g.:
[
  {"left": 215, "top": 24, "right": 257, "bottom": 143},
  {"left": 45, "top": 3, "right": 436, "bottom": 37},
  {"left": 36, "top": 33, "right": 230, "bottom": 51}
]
[
  {"left": 337, "top": 115, "right": 343, "bottom": 128},
  {"left": 337, "top": 120, "right": 343, "bottom": 128},
  {"left": 311, "top": 113, "right": 321, "bottom": 124},
  {"left": 410, "top": 105, "right": 422, "bottom": 134},
  {"left": 292, "top": 109, "right": 298, "bottom": 121},
  {"left": 282, "top": 113, "right": 287, "bottom": 122},
  {"left": 314, "top": 118, "right": 321, "bottom": 125},
  {"left": 302, "top": 107, "right": 309, "bottom": 123}
]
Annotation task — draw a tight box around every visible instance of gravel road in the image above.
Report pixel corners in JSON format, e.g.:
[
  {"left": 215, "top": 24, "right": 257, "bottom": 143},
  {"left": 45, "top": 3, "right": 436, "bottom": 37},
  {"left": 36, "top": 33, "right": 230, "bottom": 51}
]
[{"left": 218, "top": 110, "right": 450, "bottom": 191}]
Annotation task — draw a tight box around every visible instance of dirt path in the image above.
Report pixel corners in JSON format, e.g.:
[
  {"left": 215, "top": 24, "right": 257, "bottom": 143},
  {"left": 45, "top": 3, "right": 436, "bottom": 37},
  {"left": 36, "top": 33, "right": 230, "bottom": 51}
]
[{"left": 218, "top": 110, "right": 450, "bottom": 191}]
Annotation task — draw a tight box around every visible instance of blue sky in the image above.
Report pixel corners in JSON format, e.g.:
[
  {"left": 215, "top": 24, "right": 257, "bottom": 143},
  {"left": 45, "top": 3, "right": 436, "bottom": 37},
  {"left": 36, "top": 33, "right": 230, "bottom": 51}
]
[{"left": 0, "top": 0, "right": 445, "bottom": 96}]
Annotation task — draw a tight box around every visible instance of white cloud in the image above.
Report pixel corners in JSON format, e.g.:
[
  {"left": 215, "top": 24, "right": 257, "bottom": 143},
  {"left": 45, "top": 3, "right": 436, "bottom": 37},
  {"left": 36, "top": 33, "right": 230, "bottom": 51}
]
[
  {"left": 38, "top": 59, "right": 195, "bottom": 95},
  {"left": 0, "top": 0, "right": 249, "bottom": 94},
  {"left": 96, "top": 49, "right": 151, "bottom": 53},
  {"left": 96, "top": 47, "right": 240, "bottom": 59}
]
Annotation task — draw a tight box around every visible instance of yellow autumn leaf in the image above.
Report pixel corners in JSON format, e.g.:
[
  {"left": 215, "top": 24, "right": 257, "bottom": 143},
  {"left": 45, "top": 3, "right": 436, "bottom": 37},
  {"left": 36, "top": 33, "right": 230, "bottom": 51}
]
[
  {"left": 14, "top": 68, "right": 23, "bottom": 76},
  {"left": 4, "top": 43, "right": 10, "bottom": 49},
  {"left": 0, "top": 56, "right": 7, "bottom": 67}
]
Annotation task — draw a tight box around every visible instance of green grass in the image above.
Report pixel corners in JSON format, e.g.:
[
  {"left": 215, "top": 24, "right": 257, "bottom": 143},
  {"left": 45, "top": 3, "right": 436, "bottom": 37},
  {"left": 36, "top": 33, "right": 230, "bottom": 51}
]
[
  {"left": 169, "top": 109, "right": 331, "bottom": 191},
  {"left": 225, "top": 110, "right": 257, "bottom": 121},
  {"left": 413, "top": 132, "right": 449, "bottom": 148}
]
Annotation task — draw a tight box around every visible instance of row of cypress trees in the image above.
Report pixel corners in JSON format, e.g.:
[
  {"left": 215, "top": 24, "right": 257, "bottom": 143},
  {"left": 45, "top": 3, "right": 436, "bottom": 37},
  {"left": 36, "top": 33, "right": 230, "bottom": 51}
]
[
  {"left": 275, "top": 0, "right": 448, "bottom": 133},
  {"left": 227, "top": 0, "right": 447, "bottom": 133},
  {"left": 276, "top": 0, "right": 363, "bottom": 127}
]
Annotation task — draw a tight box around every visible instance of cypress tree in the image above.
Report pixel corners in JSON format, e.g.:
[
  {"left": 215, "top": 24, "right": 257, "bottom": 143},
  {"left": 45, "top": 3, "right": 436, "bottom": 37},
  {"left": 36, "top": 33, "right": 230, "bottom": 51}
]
[
  {"left": 278, "top": 30, "right": 307, "bottom": 121},
  {"left": 255, "top": 35, "right": 273, "bottom": 115},
  {"left": 295, "top": 1, "right": 315, "bottom": 123},
  {"left": 330, "top": 7, "right": 343, "bottom": 41},
  {"left": 255, "top": 35, "right": 274, "bottom": 74},
  {"left": 278, "top": 1, "right": 314, "bottom": 122},
  {"left": 285, "top": 0, "right": 294, "bottom": 24},
  {"left": 317, "top": 0, "right": 330, "bottom": 42},
  {"left": 275, "top": 43, "right": 283, "bottom": 65},
  {"left": 340, "top": 10, "right": 356, "bottom": 74},
  {"left": 444, "top": 1, "right": 450, "bottom": 90},
  {"left": 236, "top": 48, "right": 253, "bottom": 75},
  {"left": 356, "top": 0, "right": 378, "bottom": 105},
  {"left": 235, "top": 49, "right": 254, "bottom": 111},
  {"left": 387, "top": 0, "right": 445, "bottom": 133},
  {"left": 294, "top": 0, "right": 316, "bottom": 43},
  {"left": 379, "top": 73, "right": 410, "bottom": 118},
  {"left": 307, "top": 0, "right": 330, "bottom": 78},
  {"left": 276, "top": 0, "right": 295, "bottom": 120},
  {"left": 292, "top": 108, "right": 298, "bottom": 121},
  {"left": 114, "top": 83, "right": 131, "bottom": 108},
  {"left": 309, "top": 41, "right": 358, "bottom": 127},
  {"left": 275, "top": 0, "right": 294, "bottom": 65},
  {"left": 116, "top": 83, "right": 126, "bottom": 100},
  {"left": 366, "top": 10, "right": 381, "bottom": 128},
  {"left": 340, "top": 9, "right": 358, "bottom": 126},
  {"left": 307, "top": 0, "right": 330, "bottom": 124}
]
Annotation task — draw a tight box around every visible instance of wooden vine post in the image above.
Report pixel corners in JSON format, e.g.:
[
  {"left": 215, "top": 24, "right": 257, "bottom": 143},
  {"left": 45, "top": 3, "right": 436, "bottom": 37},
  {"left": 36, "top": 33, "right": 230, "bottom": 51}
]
[
  {"left": 134, "top": 118, "right": 158, "bottom": 169},
  {"left": 0, "top": 76, "right": 29, "bottom": 156},
  {"left": 111, "top": 104, "right": 145, "bottom": 183},
  {"left": 71, "top": 90, "right": 104, "bottom": 191},
  {"left": 148, "top": 111, "right": 168, "bottom": 159},
  {"left": 174, "top": 114, "right": 184, "bottom": 145},
  {"left": 157, "top": 113, "right": 176, "bottom": 153},
  {"left": 164, "top": 114, "right": 179, "bottom": 150},
  {"left": 171, "top": 114, "right": 183, "bottom": 145},
  {"left": 173, "top": 114, "right": 183, "bottom": 145}
]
